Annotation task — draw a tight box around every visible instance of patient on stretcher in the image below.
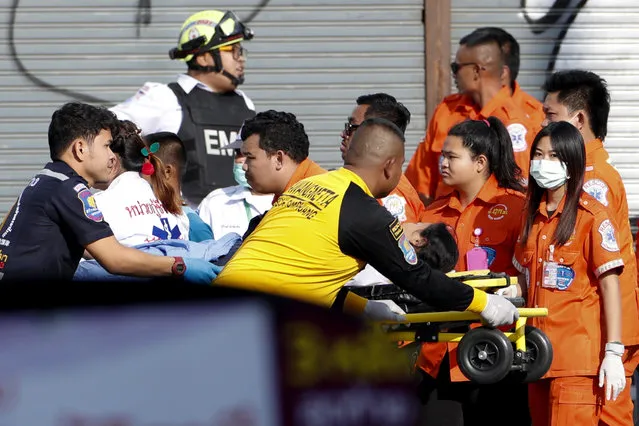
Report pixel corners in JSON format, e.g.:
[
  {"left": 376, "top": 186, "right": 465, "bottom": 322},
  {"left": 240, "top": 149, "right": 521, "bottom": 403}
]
[{"left": 346, "top": 222, "right": 459, "bottom": 287}]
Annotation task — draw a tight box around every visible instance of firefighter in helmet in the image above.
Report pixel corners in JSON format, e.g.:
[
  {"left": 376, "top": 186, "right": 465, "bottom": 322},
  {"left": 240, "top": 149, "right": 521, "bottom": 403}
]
[{"left": 111, "top": 10, "right": 256, "bottom": 206}]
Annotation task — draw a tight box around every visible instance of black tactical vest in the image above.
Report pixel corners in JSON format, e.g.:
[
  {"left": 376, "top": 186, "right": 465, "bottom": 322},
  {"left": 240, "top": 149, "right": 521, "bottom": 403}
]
[{"left": 168, "top": 83, "right": 255, "bottom": 205}]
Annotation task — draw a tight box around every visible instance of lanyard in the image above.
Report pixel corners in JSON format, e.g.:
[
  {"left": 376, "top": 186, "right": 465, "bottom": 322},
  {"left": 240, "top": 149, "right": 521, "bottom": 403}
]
[{"left": 242, "top": 199, "right": 253, "bottom": 221}]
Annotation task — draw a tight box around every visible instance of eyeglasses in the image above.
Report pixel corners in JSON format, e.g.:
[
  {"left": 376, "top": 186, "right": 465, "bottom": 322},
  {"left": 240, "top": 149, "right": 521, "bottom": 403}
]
[
  {"left": 219, "top": 44, "right": 247, "bottom": 60},
  {"left": 450, "top": 61, "right": 479, "bottom": 75},
  {"left": 343, "top": 121, "right": 360, "bottom": 137}
]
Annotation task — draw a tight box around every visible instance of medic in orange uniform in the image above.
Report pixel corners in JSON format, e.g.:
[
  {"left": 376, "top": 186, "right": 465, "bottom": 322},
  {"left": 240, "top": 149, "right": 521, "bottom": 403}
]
[
  {"left": 541, "top": 71, "right": 639, "bottom": 422},
  {"left": 514, "top": 122, "right": 629, "bottom": 426},
  {"left": 405, "top": 28, "right": 542, "bottom": 205},
  {"left": 414, "top": 117, "right": 529, "bottom": 425}
]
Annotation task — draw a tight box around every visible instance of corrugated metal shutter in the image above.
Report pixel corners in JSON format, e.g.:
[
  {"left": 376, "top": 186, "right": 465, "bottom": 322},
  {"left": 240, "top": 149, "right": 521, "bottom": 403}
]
[
  {"left": 0, "top": 0, "right": 425, "bottom": 217},
  {"left": 451, "top": 0, "right": 639, "bottom": 216}
]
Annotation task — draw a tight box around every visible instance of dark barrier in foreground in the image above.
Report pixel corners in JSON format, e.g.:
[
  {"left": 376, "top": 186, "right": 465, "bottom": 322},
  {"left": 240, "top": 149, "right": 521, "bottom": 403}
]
[{"left": 0, "top": 280, "right": 419, "bottom": 426}]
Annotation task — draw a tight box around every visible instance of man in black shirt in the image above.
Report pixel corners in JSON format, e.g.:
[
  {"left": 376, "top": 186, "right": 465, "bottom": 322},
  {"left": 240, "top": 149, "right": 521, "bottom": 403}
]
[{"left": 0, "top": 102, "right": 219, "bottom": 284}]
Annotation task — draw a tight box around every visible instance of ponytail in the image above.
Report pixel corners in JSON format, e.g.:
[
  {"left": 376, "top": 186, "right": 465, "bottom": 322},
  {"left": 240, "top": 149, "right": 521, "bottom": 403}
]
[
  {"left": 447, "top": 117, "right": 524, "bottom": 193},
  {"left": 486, "top": 117, "right": 524, "bottom": 192},
  {"left": 112, "top": 120, "right": 183, "bottom": 215},
  {"left": 145, "top": 153, "right": 182, "bottom": 215}
]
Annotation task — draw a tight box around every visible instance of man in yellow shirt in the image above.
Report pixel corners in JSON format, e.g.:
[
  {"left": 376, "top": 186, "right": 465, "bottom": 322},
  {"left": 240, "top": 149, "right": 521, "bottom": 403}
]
[{"left": 216, "top": 118, "right": 519, "bottom": 325}]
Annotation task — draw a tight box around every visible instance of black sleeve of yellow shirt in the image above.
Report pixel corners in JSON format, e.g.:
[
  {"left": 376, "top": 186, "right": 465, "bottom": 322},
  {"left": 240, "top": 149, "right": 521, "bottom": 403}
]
[{"left": 338, "top": 182, "right": 474, "bottom": 311}]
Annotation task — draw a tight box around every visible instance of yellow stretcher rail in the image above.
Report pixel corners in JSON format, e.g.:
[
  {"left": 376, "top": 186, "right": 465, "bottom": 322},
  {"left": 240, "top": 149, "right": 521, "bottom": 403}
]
[
  {"left": 396, "top": 307, "right": 548, "bottom": 324},
  {"left": 383, "top": 308, "right": 548, "bottom": 352}
]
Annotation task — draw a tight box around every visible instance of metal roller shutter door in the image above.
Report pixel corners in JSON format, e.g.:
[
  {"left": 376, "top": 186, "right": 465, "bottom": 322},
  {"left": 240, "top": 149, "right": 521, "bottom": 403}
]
[{"left": 0, "top": 0, "right": 425, "bottom": 217}]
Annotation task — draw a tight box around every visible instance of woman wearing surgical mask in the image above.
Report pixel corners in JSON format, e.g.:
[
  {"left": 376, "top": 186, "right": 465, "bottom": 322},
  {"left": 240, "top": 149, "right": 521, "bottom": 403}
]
[
  {"left": 415, "top": 117, "right": 530, "bottom": 426},
  {"left": 514, "top": 121, "right": 627, "bottom": 425},
  {"left": 198, "top": 149, "right": 274, "bottom": 239}
]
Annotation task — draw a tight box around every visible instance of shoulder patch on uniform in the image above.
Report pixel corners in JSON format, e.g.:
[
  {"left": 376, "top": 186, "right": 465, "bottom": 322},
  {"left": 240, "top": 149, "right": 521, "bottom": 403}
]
[
  {"left": 583, "top": 179, "right": 609, "bottom": 207},
  {"left": 389, "top": 218, "right": 403, "bottom": 241},
  {"left": 382, "top": 194, "right": 407, "bottom": 222},
  {"left": 77, "top": 189, "right": 104, "bottom": 222},
  {"left": 598, "top": 219, "right": 619, "bottom": 252},
  {"left": 73, "top": 183, "right": 88, "bottom": 193},
  {"left": 507, "top": 123, "right": 528, "bottom": 153},
  {"left": 398, "top": 234, "right": 418, "bottom": 265}
]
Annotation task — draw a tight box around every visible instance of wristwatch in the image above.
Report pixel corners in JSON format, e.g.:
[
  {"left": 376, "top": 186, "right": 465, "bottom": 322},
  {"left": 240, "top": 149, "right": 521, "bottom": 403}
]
[{"left": 171, "top": 257, "right": 186, "bottom": 277}]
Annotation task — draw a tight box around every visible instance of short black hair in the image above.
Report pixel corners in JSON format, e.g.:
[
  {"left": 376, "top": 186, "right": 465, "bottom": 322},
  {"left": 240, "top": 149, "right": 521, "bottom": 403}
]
[
  {"left": 542, "top": 70, "right": 610, "bottom": 140},
  {"left": 145, "top": 132, "right": 187, "bottom": 179},
  {"left": 357, "top": 93, "right": 412, "bottom": 133},
  {"left": 416, "top": 223, "right": 459, "bottom": 272},
  {"left": 48, "top": 102, "right": 118, "bottom": 160},
  {"left": 459, "top": 28, "right": 509, "bottom": 75},
  {"left": 240, "top": 110, "right": 309, "bottom": 163},
  {"left": 465, "top": 27, "right": 520, "bottom": 81}
]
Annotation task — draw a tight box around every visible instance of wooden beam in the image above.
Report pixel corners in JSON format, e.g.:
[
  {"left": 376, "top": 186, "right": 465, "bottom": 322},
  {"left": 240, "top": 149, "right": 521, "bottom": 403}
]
[{"left": 424, "top": 0, "right": 451, "bottom": 122}]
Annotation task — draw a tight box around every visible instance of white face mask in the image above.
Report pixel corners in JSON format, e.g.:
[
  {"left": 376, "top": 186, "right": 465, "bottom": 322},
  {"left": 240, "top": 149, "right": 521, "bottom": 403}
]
[{"left": 530, "top": 159, "right": 569, "bottom": 189}]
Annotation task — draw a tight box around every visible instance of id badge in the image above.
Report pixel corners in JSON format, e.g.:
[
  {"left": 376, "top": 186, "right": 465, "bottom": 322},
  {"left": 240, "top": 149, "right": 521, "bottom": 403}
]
[
  {"left": 466, "top": 247, "right": 488, "bottom": 270},
  {"left": 542, "top": 261, "right": 559, "bottom": 289}
]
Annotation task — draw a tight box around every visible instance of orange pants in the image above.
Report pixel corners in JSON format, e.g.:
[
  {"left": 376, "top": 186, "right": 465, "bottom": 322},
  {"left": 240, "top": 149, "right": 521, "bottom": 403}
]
[{"left": 529, "top": 376, "right": 634, "bottom": 426}]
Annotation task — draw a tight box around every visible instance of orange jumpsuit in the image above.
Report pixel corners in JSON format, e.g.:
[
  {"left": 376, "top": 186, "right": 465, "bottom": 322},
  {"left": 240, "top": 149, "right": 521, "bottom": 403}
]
[
  {"left": 415, "top": 175, "right": 526, "bottom": 380},
  {"left": 511, "top": 81, "right": 545, "bottom": 125},
  {"left": 405, "top": 87, "right": 541, "bottom": 202},
  {"left": 513, "top": 192, "right": 633, "bottom": 426}
]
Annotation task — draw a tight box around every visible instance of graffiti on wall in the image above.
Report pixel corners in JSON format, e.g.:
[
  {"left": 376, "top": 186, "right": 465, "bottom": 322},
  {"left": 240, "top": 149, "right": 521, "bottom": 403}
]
[
  {"left": 521, "top": 0, "right": 588, "bottom": 74},
  {"left": 7, "top": 0, "right": 271, "bottom": 104}
]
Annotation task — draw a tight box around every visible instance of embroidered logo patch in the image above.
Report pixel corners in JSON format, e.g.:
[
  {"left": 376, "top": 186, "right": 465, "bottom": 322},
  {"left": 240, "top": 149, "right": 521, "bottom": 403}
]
[
  {"left": 398, "top": 234, "right": 418, "bottom": 265},
  {"left": 507, "top": 123, "right": 528, "bottom": 153},
  {"left": 383, "top": 194, "right": 407, "bottom": 222},
  {"left": 556, "top": 266, "right": 575, "bottom": 290},
  {"left": 389, "top": 218, "right": 403, "bottom": 241},
  {"left": 77, "top": 189, "right": 103, "bottom": 222},
  {"left": 487, "top": 203, "right": 508, "bottom": 221},
  {"left": 598, "top": 219, "right": 619, "bottom": 252},
  {"left": 583, "top": 179, "right": 609, "bottom": 207}
]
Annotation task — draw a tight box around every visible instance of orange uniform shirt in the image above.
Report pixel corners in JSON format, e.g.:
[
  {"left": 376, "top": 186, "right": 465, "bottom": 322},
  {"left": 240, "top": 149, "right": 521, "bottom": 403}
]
[
  {"left": 584, "top": 139, "right": 639, "bottom": 348},
  {"left": 513, "top": 192, "right": 624, "bottom": 378},
  {"left": 378, "top": 174, "right": 425, "bottom": 224},
  {"left": 405, "top": 86, "right": 541, "bottom": 201},
  {"left": 272, "top": 158, "right": 327, "bottom": 204},
  {"left": 511, "top": 81, "right": 545, "bottom": 126},
  {"left": 415, "top": 175, "right": 526, "bottom": 379}
]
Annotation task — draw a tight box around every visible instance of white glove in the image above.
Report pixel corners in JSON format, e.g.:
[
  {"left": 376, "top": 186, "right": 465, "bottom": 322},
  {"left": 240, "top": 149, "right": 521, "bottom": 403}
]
[
  {"left": 479, "top": 293, "right": 520, "bottom": 327},
  {"left": 495, "top": 284, "right": 518, "bottom": 298},
  {"left": 599, "top": 343, "right": 626, "bottom": 401},
  {"left": 363, "top": 299, "right": 406, "bottom": 322}
]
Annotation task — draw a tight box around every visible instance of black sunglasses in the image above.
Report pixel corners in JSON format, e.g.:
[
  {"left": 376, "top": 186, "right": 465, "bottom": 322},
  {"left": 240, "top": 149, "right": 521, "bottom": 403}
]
[
  {"left": 344, "top": 121, "right": 360, "bottom": 136},
  {"left": 450, "top": 61, "right": 479, "bottom": 75}
]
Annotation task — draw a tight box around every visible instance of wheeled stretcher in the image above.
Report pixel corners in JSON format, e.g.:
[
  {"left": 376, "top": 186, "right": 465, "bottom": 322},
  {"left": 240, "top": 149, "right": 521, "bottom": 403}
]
[{"left": 349, "top": 270, "right": 553, "bottom": 384}]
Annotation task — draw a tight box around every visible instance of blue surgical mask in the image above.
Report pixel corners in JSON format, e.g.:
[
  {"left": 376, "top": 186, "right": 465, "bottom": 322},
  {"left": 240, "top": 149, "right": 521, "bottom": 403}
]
[{"left": 233, "top": 162, "right": 251, "bottom": 188}]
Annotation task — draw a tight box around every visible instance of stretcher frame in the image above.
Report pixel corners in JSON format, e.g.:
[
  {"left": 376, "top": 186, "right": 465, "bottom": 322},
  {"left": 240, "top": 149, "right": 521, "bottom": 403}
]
[{"left": 354, "top": 270, "right": 552, "bottom": 384}]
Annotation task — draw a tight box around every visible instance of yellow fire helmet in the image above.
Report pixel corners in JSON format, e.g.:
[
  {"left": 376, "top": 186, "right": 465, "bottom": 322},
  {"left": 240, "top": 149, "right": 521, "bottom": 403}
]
[{"left": 169, "top": 10, "right": 254, "bottom": 84}]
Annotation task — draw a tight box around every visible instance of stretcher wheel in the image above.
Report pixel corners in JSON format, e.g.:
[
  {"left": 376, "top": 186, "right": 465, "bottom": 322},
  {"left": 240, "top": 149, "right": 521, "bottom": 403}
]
[
  {"left": 519, "top": 326, "right": 553, "bottom": 383},
  {"left": 457, "top": 327, "right": 514, "bottom": 384}
]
